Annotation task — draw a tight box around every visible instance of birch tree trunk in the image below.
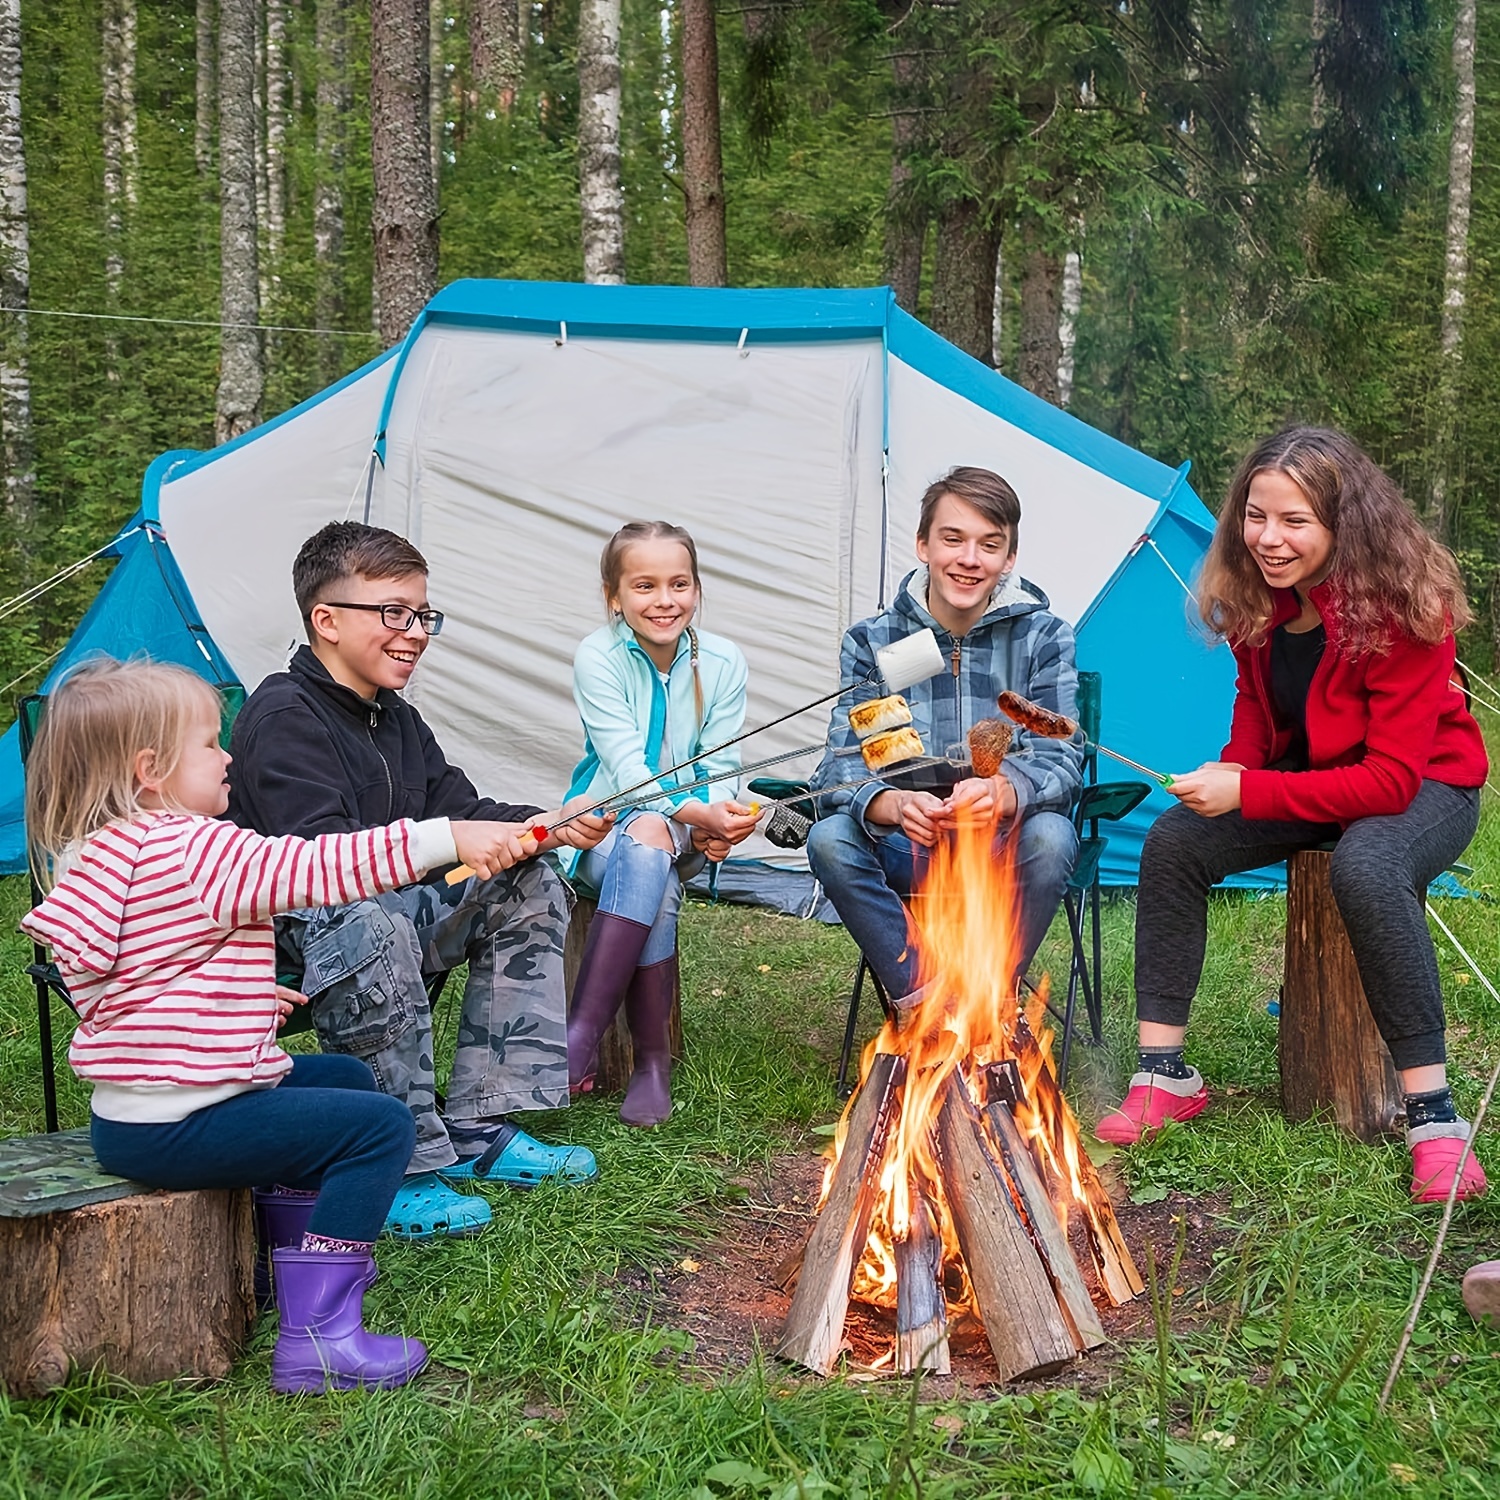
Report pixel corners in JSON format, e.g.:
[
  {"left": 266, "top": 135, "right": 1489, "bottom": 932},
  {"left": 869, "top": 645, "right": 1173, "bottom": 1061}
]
[
  {"left": 265, "top": 0, "right": 288, "bottom": 282},
  {"left": 578, "top": 0, "right": 625, "bottom": 283},
  {"left": 681, "top": 0, "right": 727, "bottom": 286},
  {"left": 196, "top": 0, "right": 215, "bottom": 177},
  {"left": 930, "top": 199, "right": 998, "bottom": 364},
  {"left": 102, "top": 0, "right": 137, "bottom": 296},
  {"left": 217, "top": 0, "right": 263, "bottom": 444},
  {"left": 991, "top": 243, "right": 1003, "bottom": 373},
  {"left": 468, "top": 0, "right": 523, "bottom": 113},
  {"left": 0, "top": 0, "right": 34, "bottom": 529},
  {"left": 315, "top": 0, "right": 349, "bottom": 382},
  {"left": 254, "top": 4, "right": 269, "bottom": 305},
  {"left": 1057, "top": 245, "right": 1081, "bottom": 409},
  {"left": 1429, "top": 0, "right": 1477, "bottom": 540},
  {"left": 429, "top": 0, "right": 443, "bottom": 183},
  {"left": 371, "top": 0, "right": 439, "bottom": 345},
  {"left": 1017, "top": 219, "right": 1062, "bottom": 404}
]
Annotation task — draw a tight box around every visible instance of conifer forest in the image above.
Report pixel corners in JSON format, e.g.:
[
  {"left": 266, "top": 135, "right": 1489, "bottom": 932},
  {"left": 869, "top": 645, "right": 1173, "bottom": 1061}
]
[{"left": 0, "top": 1, "right": 1495, "bottom": 691}]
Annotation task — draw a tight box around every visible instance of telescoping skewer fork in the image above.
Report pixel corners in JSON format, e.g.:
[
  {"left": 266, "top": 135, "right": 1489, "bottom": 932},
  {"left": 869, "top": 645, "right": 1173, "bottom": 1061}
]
[{"left": 443, "top": 628, "right": 951, "bottom": 884}]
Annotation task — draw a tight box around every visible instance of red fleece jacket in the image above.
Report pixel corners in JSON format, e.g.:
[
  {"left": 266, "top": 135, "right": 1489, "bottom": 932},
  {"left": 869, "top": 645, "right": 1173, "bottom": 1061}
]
[{"left": 1223, "top": 582, "right": 1488, "bottom": 826}]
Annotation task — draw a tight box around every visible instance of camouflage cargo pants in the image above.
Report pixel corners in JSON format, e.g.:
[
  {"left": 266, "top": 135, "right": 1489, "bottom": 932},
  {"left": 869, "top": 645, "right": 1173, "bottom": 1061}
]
[{"left": 276, "top": 859, "right": 572, "bottom": 1173}]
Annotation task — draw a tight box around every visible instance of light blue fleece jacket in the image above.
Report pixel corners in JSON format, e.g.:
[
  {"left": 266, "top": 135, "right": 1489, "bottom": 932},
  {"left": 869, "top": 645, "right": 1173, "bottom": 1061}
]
[{"left": 564, "top": 618, "right": 749, "bottom": 838}]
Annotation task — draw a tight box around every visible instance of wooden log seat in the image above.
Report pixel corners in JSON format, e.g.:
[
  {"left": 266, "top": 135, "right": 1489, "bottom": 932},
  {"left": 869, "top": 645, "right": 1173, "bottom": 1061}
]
[
  {"left": 0, "top": 1130, "right": 254, "bottom": 1397},
  {"left": 1280, "top": 848, "right": 1406, "bottom": 1143},
  {"left": 563, "top": 896, "right": 683, "bottom": 1096}
]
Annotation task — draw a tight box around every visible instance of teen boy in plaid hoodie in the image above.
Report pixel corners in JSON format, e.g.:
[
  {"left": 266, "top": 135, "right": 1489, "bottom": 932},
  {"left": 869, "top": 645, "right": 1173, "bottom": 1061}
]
[{"left": 808, "top": 466, "right": 1082, "bottom": 999}]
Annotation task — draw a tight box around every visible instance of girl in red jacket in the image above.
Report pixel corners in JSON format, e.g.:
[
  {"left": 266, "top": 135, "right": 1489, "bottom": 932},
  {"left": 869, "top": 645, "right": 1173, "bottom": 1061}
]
[
  {"left": 23, "top": 658, "right": 521, "bottom": 1392},
  {"left": 1097, "top": 428, "right": 1489, "bottom": 1205}
]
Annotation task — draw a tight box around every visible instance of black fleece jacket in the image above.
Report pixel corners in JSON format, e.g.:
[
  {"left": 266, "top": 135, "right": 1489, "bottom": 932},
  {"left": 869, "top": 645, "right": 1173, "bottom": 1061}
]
[{"left": 226, "top": 646, "right": 541, "bottom": 847}]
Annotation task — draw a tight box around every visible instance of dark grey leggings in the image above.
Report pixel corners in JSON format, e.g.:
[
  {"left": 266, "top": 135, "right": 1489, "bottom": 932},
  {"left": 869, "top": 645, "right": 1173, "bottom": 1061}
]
[{"left": 1135, "top": 780, "right": 1481, "bottom": 1072}]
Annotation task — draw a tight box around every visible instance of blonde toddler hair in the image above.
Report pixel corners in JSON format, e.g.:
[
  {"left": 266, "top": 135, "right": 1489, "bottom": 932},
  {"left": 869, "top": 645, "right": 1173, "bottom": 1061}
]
[{"left": 26, "top": 657, "right": 223, "bottom": 890}]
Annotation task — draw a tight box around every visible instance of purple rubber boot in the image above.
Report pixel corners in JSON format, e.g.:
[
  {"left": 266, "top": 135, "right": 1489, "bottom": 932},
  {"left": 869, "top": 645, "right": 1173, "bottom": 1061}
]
[
  {"left": 619, "top": 955, "right": 676, "bottom": 1128},
  {"left": 566, "top": 911, "right": 653, "bottom": 1093},
  {"left": 252, "top": 1189, "right": 320, "bottom": 1310},
  {"left": 270, "top": 1249, "right": 428, "bottom": 1394}
]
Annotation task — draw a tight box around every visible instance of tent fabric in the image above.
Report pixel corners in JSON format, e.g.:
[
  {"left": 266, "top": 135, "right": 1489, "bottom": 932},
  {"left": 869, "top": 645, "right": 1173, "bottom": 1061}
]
[
  {"left": 0, "top": 280, "right": 1262, "bottom": 889},
  {"left": 0, "top": 516, "right": 242, "bottom": 870}
]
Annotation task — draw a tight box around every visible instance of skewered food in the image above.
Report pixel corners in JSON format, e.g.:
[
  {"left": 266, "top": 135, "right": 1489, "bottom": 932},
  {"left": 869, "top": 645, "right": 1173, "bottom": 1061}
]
[
  {"left": 967, "top": 718, "right": 1014, "bottom": 778},
  {"left": 848, "top": 694, "right": 913, "bottom": 741},
  {"left": 861, "top": 726, "right": 925, "bottom": 772},
  {"left": 997, "top": 691, "right": 1078, "bottom": 740}
]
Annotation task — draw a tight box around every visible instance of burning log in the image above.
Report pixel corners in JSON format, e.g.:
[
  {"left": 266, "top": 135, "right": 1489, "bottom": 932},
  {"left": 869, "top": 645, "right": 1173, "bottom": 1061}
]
[
  {"left": 777, "top": 1052, "right": 904, "bottom": 1374},
  {"left": 982, "top": 1101, "right": 1106, "bottom": 1351},
  {"left": 934, "top": 1077, "right": 1078, "bottom": 1381},
  {"left": 894, "top": 1189, "right": 950, "bottom": 1374}
]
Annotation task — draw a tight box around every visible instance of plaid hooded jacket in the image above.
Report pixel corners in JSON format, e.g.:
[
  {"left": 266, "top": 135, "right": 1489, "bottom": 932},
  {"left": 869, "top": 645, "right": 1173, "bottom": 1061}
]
[{"left": 810, "top": 568, "right": 1083, "bottom": 834}]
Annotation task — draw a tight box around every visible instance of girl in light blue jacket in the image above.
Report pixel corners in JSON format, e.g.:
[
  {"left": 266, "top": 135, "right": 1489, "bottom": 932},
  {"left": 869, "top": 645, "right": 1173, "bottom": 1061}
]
[{"left": 565, "top": 522, "right": 756, "bottom": 1126}]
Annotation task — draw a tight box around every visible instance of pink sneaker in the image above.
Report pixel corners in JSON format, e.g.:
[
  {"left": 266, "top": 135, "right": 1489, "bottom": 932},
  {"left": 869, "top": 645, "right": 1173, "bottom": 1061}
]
[
  {"left": 1095, "top": 1069, "right": 1209, "bottom": 1145},
  {"left": 1409, "top": 1126, "right": 1487, "bottom": 1203},
  {"left": 1462, "top": 1261, "right": 1500, "bottom": 1327}
]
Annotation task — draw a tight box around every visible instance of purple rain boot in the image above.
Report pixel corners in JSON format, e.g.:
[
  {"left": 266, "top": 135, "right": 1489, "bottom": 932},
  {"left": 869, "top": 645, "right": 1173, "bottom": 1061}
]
[
  {"left": 619, "top": 955, "right": 676, "bottom": 1128},
  {"left": 252, "top": 1189, "right": 320, "bottom": 1310},
  {"left": 567, "top": 911, "right": 653, "bottom": 1093},
  {"left": 270, "top": 1248, "right": 428, "bottom": 1394}
]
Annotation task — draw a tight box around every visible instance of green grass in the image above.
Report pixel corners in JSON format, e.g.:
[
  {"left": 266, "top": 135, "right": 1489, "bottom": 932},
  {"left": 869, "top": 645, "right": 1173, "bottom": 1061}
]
[{"left": 4, "top": 810, "right": 1500, "bottom": 1497}]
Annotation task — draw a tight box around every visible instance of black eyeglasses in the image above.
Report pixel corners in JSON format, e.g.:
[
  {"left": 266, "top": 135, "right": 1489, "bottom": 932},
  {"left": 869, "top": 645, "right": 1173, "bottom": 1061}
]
[{"left": 322, "top": 602, "right": 445, "bottom": 636}]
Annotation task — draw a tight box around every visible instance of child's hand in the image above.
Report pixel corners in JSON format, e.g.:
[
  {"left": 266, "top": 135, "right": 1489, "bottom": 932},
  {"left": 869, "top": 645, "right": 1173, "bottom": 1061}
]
[
  {"left": 451, "top": 820, "right": 537, "bottom": 876},
  {"left": 274, "top": 984, "right": 308, "bottom": 1030},
  {"left": 700, "top": 800, "right": 761, "bottom": 846},
  {"left": 543, "top": 802, "right": 616, "bottom": 853}
]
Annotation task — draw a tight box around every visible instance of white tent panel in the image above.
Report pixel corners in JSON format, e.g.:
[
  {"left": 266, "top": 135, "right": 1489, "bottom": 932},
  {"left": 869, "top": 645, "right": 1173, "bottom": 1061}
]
[
  {"left": 369, "top": 327, "right": 887, "bottom": 849},
  {"left": 158, "top": 356, "right": 395, "bottom": 692},
  {"left": 886, "top": 357, "right": 1158, "bottom": 625}
]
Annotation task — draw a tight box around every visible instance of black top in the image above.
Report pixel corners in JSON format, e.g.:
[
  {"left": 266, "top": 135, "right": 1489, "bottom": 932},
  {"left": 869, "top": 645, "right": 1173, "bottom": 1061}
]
[
  {"left": 1268, "top": 621, "right": 1326, "bottom": 773},
  {"left": 226, "top": 645, "right": 541, "bottom": 856}
]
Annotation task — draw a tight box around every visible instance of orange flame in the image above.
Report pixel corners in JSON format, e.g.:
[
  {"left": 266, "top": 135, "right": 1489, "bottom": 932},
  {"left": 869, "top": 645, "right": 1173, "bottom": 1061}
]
[{"left": 833, "top": 810, "right": 1117, "bottom": 1311}]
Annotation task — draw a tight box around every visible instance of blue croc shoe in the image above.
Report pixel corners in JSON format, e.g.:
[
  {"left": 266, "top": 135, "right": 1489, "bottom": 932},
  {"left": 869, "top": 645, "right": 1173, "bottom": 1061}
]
[
  {"left": 439, "top": 1124, "right": 599, "bottom": 1189},
  {"left": 382, "top": 1172, "right": 492, "bottom": 1240}
]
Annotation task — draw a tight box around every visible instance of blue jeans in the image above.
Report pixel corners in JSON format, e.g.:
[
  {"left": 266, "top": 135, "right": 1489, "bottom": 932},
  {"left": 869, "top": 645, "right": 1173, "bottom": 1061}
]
[
  {"left": 90, "top": 1055, "right": 415, "bottom": 1243},
  {"left": 572, "top": 812, "right": 706, "bottom": 965},
  {"left": 806, "top": 810, "right": 1079, "bottom": 1000}
]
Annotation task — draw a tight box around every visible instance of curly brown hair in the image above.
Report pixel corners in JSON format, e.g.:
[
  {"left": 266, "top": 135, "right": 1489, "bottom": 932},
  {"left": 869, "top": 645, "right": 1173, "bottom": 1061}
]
[{"left": 1198, "top": 427, "right": 1471, "bottom": 656}]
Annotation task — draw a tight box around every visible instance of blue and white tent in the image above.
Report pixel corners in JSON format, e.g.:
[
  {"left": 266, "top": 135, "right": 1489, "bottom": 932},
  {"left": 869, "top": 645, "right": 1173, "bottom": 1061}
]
[{"left": 0, "top": 279, "right": 1240, "bottom": 884}]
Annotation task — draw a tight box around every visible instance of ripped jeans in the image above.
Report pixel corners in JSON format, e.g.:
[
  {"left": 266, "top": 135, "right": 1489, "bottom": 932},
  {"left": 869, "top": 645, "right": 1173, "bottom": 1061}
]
[
  {"left": 276, "top": 859, "right": 572, "bottom": 1174},
  {"left": 571, "top": 811, "right": 705, "bottom": 962}
]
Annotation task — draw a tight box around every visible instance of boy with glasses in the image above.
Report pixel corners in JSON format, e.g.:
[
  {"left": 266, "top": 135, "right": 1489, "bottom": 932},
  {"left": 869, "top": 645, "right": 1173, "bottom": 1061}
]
[{"left": 227, "top": 522, "right": 612, "bottom": 1241}]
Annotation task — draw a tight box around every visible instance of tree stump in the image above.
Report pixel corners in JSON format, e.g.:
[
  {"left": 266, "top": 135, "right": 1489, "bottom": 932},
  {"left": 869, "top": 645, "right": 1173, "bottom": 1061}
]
[
  {"left": 0, "top": 1131, "right": 254, "bottom": 1397},
  {"left": 563, "top": 897, "right": 683, "bottom": 1095},
  {"left": 1281, "top": 849, "right": 1405, "bottom": 1142}
]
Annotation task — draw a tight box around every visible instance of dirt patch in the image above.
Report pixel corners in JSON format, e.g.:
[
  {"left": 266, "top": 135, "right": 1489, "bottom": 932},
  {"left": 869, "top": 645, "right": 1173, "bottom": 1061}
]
[{"left": 618, "top": 1152, "right": 1236, "bottom": 1397}]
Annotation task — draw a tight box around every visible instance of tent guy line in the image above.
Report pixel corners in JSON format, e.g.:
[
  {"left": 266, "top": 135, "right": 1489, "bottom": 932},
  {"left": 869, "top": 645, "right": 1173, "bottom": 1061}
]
[{"left": 0, "top": 305, "right": 383, "bottom": 339}]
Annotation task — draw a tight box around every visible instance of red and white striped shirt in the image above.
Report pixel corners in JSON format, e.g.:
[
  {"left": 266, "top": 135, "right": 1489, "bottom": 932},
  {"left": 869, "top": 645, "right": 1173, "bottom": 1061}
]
[{"left": 22, "top": 813, "right": 457, "bottom": 1122}]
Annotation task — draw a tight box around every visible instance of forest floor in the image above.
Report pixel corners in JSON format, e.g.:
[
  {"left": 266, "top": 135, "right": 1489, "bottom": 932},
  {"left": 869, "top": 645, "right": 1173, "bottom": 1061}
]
[{"left": 3, "top": 783, "right": 1500, "bottom": 1498}]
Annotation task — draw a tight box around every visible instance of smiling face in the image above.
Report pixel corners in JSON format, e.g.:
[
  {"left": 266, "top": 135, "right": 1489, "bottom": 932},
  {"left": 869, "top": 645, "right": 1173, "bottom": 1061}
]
[
  {"left": 1242, "top": 470, "right": 1334, "bottom": 600},
  {"left": 152, "top": 704, "right": 232, "bottom": 817},
  {"left": 308, "top": 570, "right": 432, "bottom": 699},
  {"left": 915, "top": 492, "right": 1017, "bottom": 636},
  {"left": 608, "top": 538, "right": 700, "bottom": 670}
]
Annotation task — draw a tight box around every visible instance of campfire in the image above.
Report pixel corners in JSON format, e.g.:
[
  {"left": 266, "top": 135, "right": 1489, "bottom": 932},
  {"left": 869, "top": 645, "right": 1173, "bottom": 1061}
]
[{"left": 778, "top": 817, "right": 1144, "bottom": 1381}]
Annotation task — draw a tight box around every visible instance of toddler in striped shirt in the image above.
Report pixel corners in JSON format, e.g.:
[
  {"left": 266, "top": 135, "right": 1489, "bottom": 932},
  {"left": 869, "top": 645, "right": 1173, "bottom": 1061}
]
[{"left": 22, "top": 657, "right": 523, "bottom": 1394}]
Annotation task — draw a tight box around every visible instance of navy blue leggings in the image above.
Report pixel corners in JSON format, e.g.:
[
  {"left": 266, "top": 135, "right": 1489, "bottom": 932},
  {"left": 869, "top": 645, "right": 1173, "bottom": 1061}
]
[{"left": 90, "top": 1054, "right": 415, "bottom": 1243}]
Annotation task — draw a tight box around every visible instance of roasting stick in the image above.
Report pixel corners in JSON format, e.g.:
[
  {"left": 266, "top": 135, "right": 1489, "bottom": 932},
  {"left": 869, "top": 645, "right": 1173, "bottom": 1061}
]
[
  {"left": 443, "top": 628, "right": 950, "bottom": 884},
  {"left": 996, "top": 690, "right": 1176, "bottom": 788}
]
